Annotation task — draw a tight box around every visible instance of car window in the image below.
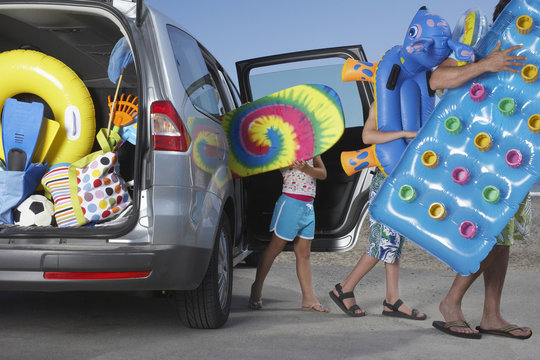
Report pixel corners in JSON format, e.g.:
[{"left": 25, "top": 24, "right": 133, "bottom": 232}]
[
  {"left": 248, "top": 58, "right": 365, "bottom": 128},
  {"left": 167, "top": 25, "right": 221, "bottom": 118}
]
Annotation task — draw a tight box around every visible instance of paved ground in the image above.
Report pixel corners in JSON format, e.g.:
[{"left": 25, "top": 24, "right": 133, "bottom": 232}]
[{"left": 0, "top": 200, "right": 538, "bottom": 360}]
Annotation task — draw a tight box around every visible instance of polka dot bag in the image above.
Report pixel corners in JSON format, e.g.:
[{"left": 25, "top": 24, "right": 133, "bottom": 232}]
[{"left": 42, "top": 129, "right": 131, "bottom": 227}]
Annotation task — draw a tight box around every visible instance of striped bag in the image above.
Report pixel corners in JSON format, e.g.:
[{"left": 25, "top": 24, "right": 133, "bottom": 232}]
[
  {"left": 41, "top": 164, "right": 77, "bottom": 227},
  {"left": 41, "top": 129, "right": 131, "bottom": 227}
]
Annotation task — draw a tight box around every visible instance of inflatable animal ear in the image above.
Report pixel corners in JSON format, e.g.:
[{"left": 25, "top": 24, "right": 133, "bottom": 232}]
[{"left": 448, "top": 39, "right": 475, "bottom": 62}]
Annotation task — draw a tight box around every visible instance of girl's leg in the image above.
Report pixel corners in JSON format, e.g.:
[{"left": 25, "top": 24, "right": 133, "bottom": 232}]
[
  {"left": 294, "top": 236, "right": 327, "bottom": 311},
  {"left": 250, "top": 233, "right": 288, "bottom": 303},
  {"left": 384, "top": 259, "right": 425, "bottom": 318}
]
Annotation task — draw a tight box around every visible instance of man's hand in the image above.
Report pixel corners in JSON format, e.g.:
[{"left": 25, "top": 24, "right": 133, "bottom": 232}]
[{"left": 480, "top": 40, "right": 527, "bottom": 73}]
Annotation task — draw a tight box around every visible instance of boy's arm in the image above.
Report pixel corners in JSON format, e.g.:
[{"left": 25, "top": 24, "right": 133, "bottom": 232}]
[
  {"left": 362, "top": 103, "right": 417, "bottom": 145},
  {"left": 430, "top": 40, "right": 527, "bottom": 90}
]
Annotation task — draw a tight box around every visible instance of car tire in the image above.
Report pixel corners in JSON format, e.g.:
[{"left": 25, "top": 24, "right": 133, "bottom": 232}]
[{"left": 175, "top": 215, "right": 233, "bottom": 329}]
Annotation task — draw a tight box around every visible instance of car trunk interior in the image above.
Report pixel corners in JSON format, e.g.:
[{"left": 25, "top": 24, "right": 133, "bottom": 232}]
[{"left": 0, "top": 4, "right": 139, "bottom": 236}]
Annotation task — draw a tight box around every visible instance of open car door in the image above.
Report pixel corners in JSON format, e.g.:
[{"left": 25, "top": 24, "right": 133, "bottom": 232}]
[{"left": 237, "top": 45, "right": 375, "bottom": 252}]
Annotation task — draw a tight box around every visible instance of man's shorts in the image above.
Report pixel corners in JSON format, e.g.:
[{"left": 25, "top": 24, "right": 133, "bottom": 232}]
[
  {"left": 496, "top": 193, "right": 531, "bottom": 246},
  {"left": 269, "top": 194, "right": 315, "bottom": 241}
]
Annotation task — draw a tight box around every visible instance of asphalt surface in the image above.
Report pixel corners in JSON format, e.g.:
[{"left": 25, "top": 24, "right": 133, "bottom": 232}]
[
  {"left": 0, "top": 262, "right": 538, "bottom": 359},
  {"left": 0, "top": 199, "right": 539, "bottom": 360}
]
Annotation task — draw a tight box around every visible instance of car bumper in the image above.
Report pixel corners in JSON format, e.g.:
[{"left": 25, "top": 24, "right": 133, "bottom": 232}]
[{"left": 0, "top": 244, "right": 211, "bottom": 291}]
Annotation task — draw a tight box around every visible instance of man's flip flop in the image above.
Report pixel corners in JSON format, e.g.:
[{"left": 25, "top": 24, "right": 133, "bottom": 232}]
[
  {"left": 432, "top": 320, "right": 482, "bottom": 339},
  {"left": 328, "top": 283, "right": 365, "bottom": 317},
  {"left": 382, "top": 299, "right": 426, "bottom": 320},
  {"left": 476, "top": 325, "right": 532, "bottom": 340}
]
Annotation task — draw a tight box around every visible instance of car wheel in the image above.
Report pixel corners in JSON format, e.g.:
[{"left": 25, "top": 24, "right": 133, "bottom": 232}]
[{"left": 176, "top": 215, "right": 233, "bottom": 329}]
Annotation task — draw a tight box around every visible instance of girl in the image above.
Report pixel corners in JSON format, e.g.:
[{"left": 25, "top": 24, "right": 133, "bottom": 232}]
[{"left": 249, "top": 156, "right": 328, "bottom": 312}]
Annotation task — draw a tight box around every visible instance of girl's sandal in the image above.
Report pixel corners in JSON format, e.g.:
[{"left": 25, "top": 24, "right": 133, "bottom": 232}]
[
  {"left": 248, "top": 298, "right": 263, "bottom": 310},
  {"left": 302, "top": 303, "right": 329, "bottom": 313}
]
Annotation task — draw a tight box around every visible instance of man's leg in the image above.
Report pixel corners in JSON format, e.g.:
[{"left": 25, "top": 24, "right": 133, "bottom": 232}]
[
  {"left": 438, "top": 246, "right": 500, "bottom": 335},
  {"left": 479, "top": 245, "right": 532, "bottom": 337}
]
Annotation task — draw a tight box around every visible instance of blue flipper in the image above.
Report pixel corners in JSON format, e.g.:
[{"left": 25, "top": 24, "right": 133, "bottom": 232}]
[{"left": 1, "top": 98, "right": 44, "bottom": 171}]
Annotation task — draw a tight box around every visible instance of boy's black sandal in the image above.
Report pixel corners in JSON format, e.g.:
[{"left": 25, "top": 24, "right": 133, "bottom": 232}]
[
  {"left": 329, "top": 283, "right": 365, "bottom": 317},
  {"left": 382, "top": 298, "right": 426, "bottom": 320}
]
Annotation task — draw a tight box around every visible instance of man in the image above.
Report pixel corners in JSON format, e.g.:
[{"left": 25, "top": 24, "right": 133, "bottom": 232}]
[{"left": 429, "top": 0, "right": 533, "bottom": 339}]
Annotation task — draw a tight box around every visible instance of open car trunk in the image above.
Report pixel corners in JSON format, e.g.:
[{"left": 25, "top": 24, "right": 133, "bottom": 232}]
[{"left": 0, "top": 1, "right": 140, "bottom": 238}]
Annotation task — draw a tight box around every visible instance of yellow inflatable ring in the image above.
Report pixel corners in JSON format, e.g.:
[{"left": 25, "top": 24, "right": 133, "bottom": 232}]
[{"left": 0, "top": 49, "right": 95, "bottom": 165}]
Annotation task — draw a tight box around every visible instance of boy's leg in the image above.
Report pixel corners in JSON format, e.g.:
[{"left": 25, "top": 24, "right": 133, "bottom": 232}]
[
  {"left": 384, "top": 259, "right": 425, "bottom": 318},
  {"left": 250, "top": 233, "right": 288, "bottom": 302},
  {"left": 334, "top": 253, "right": 378, "bottom": 297}
]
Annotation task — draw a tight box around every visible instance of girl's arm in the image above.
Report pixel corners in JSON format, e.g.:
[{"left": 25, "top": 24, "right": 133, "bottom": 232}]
[
  {"left": 362, "top": 103, "right": 417, "bottom": 144},
  {"left": 293, "top": 155, "right": 327, "bottom": 180}
]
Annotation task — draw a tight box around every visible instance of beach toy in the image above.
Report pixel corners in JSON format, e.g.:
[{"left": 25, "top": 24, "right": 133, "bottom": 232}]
[
  {"left": 474, "top": 132, "right": 492, "bottom": 152},
  {"left": 119, "top": 121, "right": 137, "bottom": 145},
  {"left": 505, "top": 149, "right": 523, "bottom": 168},
  {"left": 469, "top": 83, "right": 486, "bottom": 102},
  {"left": 527, "top": 114, "right": 540, "bottom": 133},
  {"left": 370, "top": 0, "right": 540, "bottom": 275},
  {"left": 0, "top": 49, "right": 95, "bottom": 166},
  {"left": 482, "top": 185, "right": 500, "bottom": 204},
  {"left": 32, "top": 119, "right": 60, "bottom": 164},
  {"left": 445, "top": 116, "right": 462, "bottom": 135},
  {"left": 459, "top": 221, "right": 477, "bottom": 239},
  {"left": 451, "top": 167, "right": 470, "bottom": 185},
  {"left": 222, "top": 84, "right": 344, "bottom": 177},
  {"left": 421, "top": 150, "right": 439, "bottom": 169},
  {"left": 398, "top": 185, "right": 416, "bottom": 202},
  {"left": 107, "top": 37, "right": 134, "bottom": 138},
  {"left": 1, "top": 98, "right": 43, "bottom": 171},
  {"left": 498, "top": 97, "right": 516, "bottom": 116},
  {"left": 429, "top": 203, "right": 447, "bottom": 220},
  {"left": 107, "top": 93, "right": 138, "bottom": 135},
  {"left": 521, "top": 64, "right": 538, "bottom": 83},
  {"left": 340, "top": 7, "right": 474, "bottom": 177},
  {"left": 516, "top": 15, "right": 533, "bottom": 34}
]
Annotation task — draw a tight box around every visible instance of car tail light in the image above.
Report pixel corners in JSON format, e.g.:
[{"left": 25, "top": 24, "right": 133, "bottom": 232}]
[
  {"left": 43, "top": 271, "right": 151, "bottom": 280},
  {"left": 151, "top": 100, "right": 190, "bottom": 151}
]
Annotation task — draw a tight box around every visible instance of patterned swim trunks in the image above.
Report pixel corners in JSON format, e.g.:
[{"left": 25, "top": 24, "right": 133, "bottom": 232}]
[
  {"left": 366, "top": 170, "right": 405, "bottom": 264},
  {"left": 496, "top": 193, "right": 531, "bottom": 245}
]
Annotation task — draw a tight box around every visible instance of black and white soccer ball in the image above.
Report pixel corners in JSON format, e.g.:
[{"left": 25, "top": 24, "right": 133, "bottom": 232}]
[{"left": 13, "top": 194, "right": 55, "bottom": 226}]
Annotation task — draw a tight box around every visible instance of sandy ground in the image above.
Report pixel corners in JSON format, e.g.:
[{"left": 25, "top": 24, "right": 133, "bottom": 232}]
[{"left": 276, "top": 196, "right": 540, "bottom": 273}]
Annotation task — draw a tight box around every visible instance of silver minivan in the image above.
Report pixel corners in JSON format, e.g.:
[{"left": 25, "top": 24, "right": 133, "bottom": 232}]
[{"left": 0, "top": 0, "right": 373, "bottom": 329}]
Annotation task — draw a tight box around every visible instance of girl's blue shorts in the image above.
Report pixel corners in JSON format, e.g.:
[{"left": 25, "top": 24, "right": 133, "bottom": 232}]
[{"left": 269, "top": 194, "right": 315, "bottom": 241}]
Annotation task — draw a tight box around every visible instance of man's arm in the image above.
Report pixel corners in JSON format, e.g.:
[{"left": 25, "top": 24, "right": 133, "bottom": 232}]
[{"left": 430, "top": 40, "right": 527, "bottom": 90}]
